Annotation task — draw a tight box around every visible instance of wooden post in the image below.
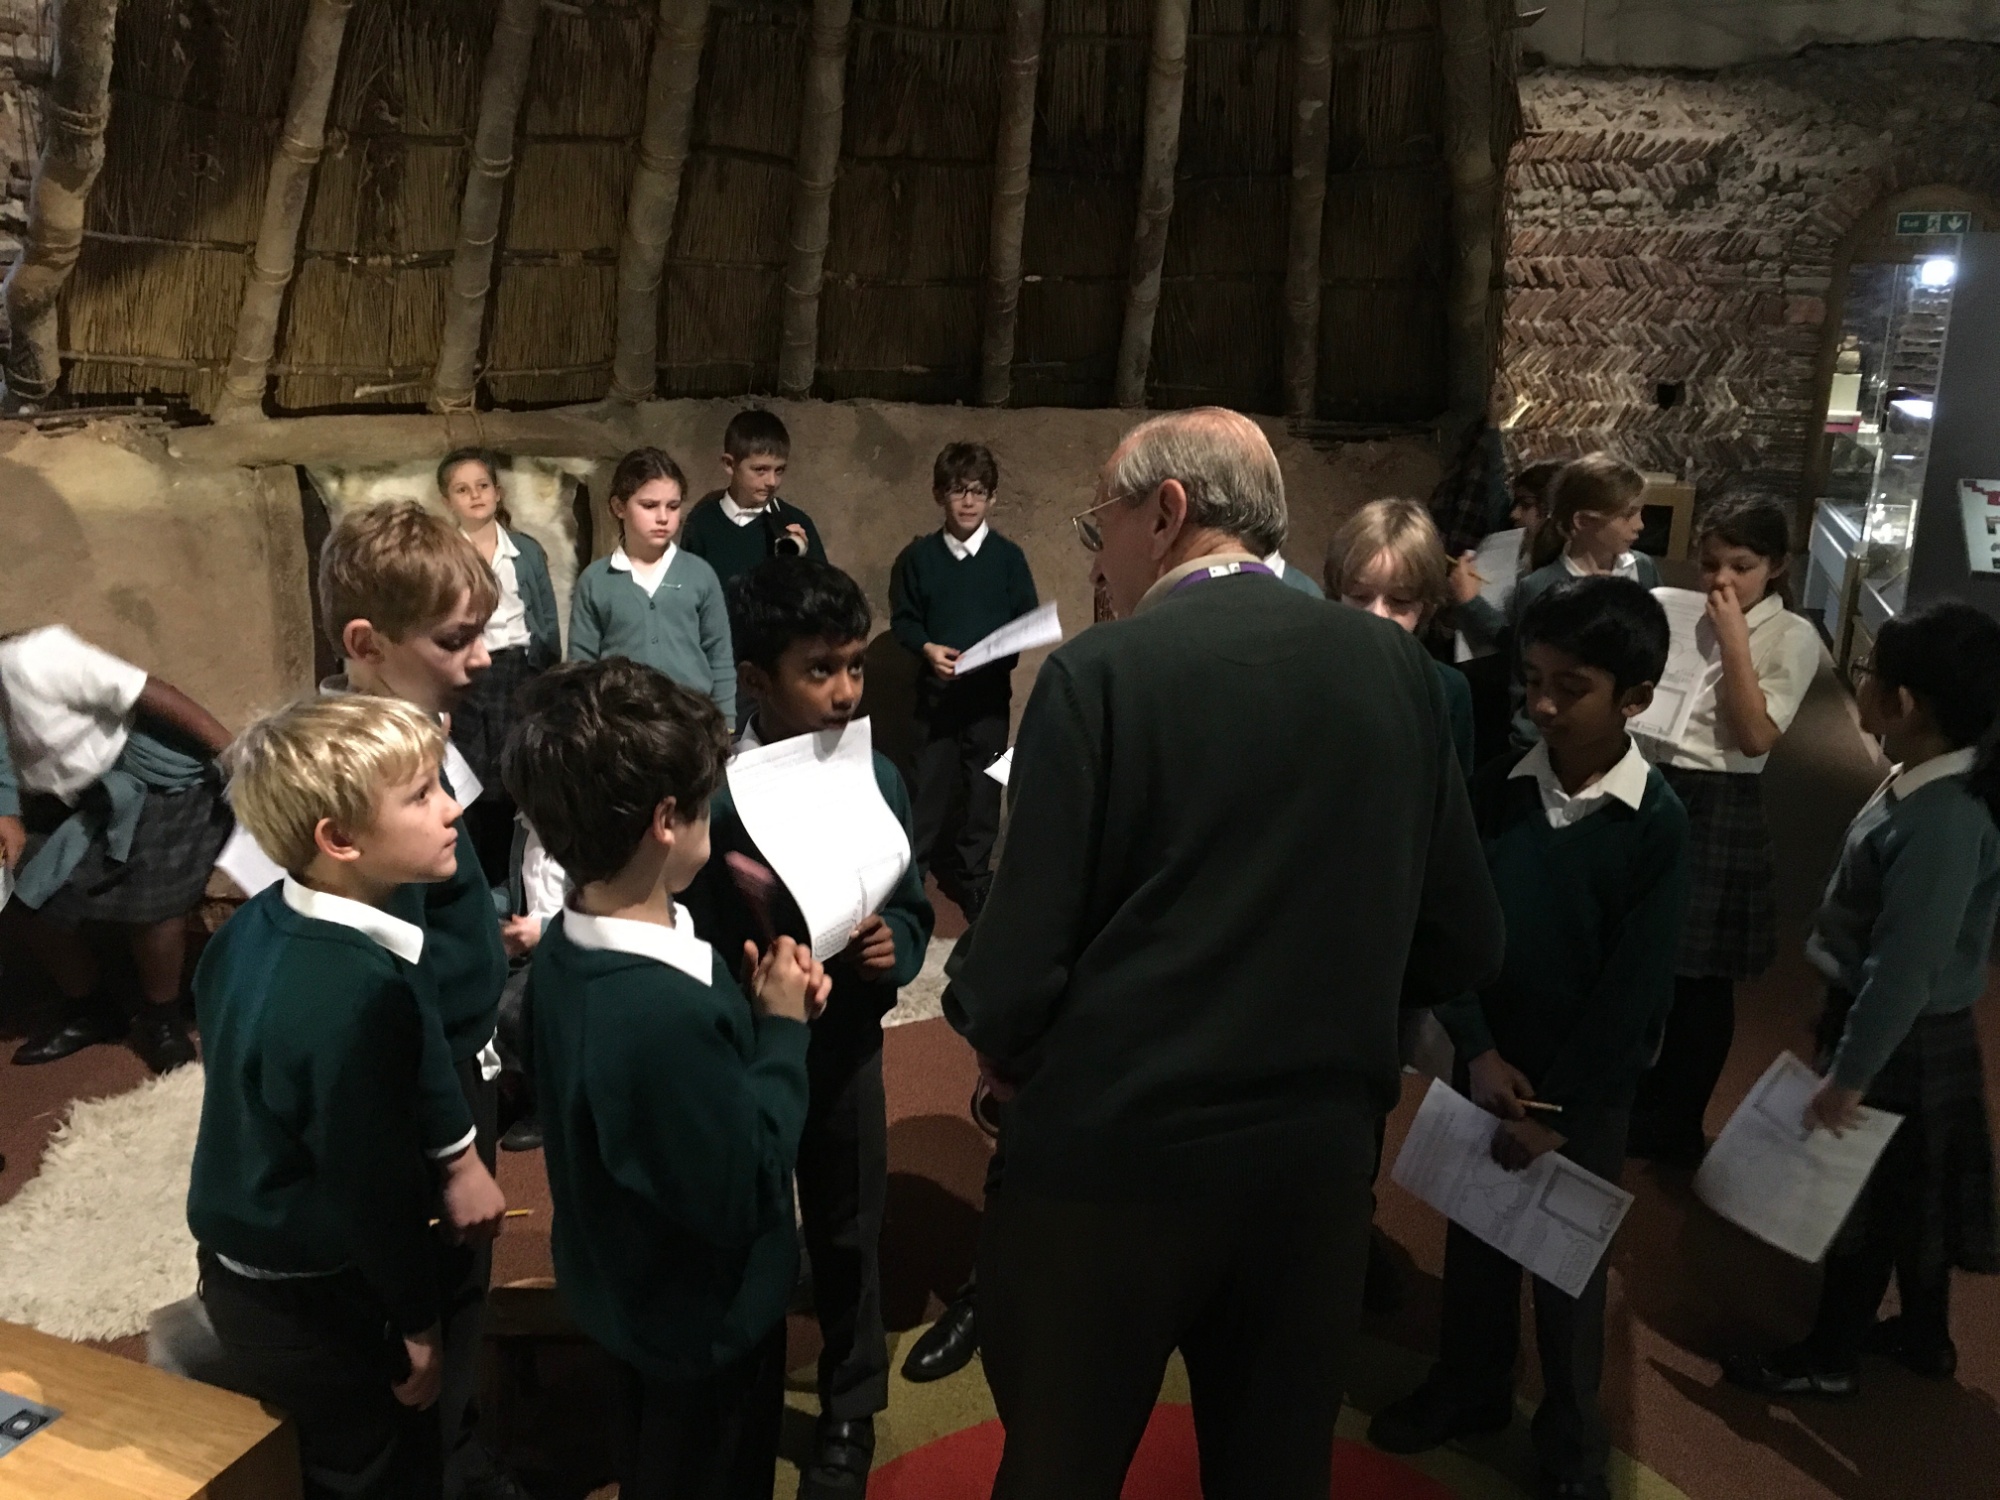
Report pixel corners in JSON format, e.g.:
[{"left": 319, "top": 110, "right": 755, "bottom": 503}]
[
  {"left": 1282, "top": 0, "right": 1333, "bottom": 419},
  {"left": 777, "top": 0, "right": 853, "bottom": 398},
  {"left": 212, "top": 0, "right": 355, "bottom": 423},
  {"left": 609, "top": 0, "right": 713, "bottom": 404},
  {"left": 1112, "top": 0, "right": 1189, "bottom": 409},
  {"left": 429, "top": 0, "right": 542, "bottom": 413},
  {"left": 1438, "top": 0, "right": 1498, "bottom": 437},
  {"left": 977, "top": 0, "right": 1045, "bottom": 408},
  {"left": 1, "top": 0, "right": 119, "bottom": 407}
]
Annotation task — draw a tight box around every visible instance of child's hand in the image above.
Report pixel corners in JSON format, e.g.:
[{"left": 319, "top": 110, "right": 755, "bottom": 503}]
[
  {"left": 1705, "top": 585, "right": 1751, "bottom": 658},
  {"left": 501, "top": 915, "right": 541, "bottom": 960},
  {"left": 748, "top": 936, "right": 827, "bottom": 1023},
  {"left": 439, "top": 1150, "right": 507, "bottom": 1244},
  {"left": 1490, "top": 1118, "right": 1566, "bottom": 1172},
  {"left": 842, "top": 914, "right": 898, "bottom": 979},
  {"left": 1448, "top": 551, "right": 1485, "bottom": 606},
  {"left": 0, "top": 815, "right": 23, "bottom": 870},
  {"left": 394, "top": 1324, "right": 444, "bottom": 1409},
  {"left": 1804, "top": 1079, "right": 1865, "bottom": 1137},
  {"left": 1467, "top": 1049, "right": 1536, "bottom": 1121},
  {"left": 922, "top": 643, "right": 960, "bottom": 680},
  {"left": 784, "top": 523, "right": 811, "bottom": 552}
]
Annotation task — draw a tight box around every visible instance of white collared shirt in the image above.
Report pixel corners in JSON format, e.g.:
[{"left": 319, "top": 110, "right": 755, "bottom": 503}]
[
  {"left": 1660, "top": 593, "right": 1821, "bottom": 775},
  {"left": 1511, "top": 738, "right": 1652, "bottom": 828},
  {"left": 475, "top": 527, "right": 532, "bottom": 653},
  {"left": 281, "top": 875, "right": 426, "bottom": 963},
  {"left": 720, "top": 495, "right": 766, "bottom": 528},
  {"left": 1562, "top": 551, "right": 1644, "bottom": 582},
  {"left": 1263, "top": 552, "right": 1289, "bottom": 579},
  {"left": 942, "top": 522, "right": 990, "bottom": 561},
  {"left": 0, "top": 625, "right": 151, "bottom": 803},
  {"left": 610, "top": 544, "right": 676, "bottom": 598},
  {"left": 1862, "top": 745, "right": 1982, "bottom": 815},
  {"left": 562, "top": 901, "right": 715, "bottom": 985}
]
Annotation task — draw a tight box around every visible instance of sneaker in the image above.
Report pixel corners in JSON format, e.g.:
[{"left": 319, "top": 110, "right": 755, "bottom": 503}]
[
  {"left": 1367, "top": 1378, "right": 1511, "bottom": 1454},
  {"left": 1720, "top": 1342, "right": 1858, "bottom": 1398},
  {"left": 1862, "top": 1316, "right": 1958, "bottom": 1379}
]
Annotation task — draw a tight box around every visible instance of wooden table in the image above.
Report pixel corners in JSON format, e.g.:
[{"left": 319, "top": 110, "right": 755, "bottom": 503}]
[{"left": 0, "top": 1321, "right": 298, "bottom": 1500}]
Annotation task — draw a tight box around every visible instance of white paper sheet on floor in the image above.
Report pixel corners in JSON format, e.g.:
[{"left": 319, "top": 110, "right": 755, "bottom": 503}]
[
  {"left": 954, "top": 601, "right": 1063, "bottom": 676},
  {"left": 1453, "top": 528, "right": 1526, "bottom": 663},
  {"left": 984, "top": 747, "right": 1013, "bottom": 786},
  {"left": 1630, "top": 587, "right": 1722, "bottom": 748},
  {"left": 1391, "top": 1078, "right": 1634, "bottom": 1298},
  {"left": 725, "top": 716, "right": 912, "bottom": 962},
  {"left": 1694, "top": 1052, "right": 1902, "bottom": 1263}
]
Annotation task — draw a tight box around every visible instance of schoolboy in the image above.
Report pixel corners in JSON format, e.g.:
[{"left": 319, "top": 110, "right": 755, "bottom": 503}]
[
  {"left": 686, "top": 558, "right": 935, "bottom": 1500},
  {"left": 317, "top": 501, "right": 514, "bottom": 1500},
  {"left": 889, "top": 442, "right": 1039, "bottom": 918},
  {"left": 680, "top": 408, "right": 830, "bottom": 591},
  {"left": 1369, "top": 576, "right": 1689, "bottom": 1500},
  {"left": 504, "top": 659, "right": 827, "bottom": 1499},
  {"left": 189, "top": 694, "right": 463, "bottom": 1499}
]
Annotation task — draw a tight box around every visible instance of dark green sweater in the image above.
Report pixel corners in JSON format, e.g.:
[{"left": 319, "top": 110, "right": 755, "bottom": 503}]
[
  {"left": 680, "top": 492, "right": 828, "bottom": 591},
  {"left": 889, "top": 530, "right": 1039, "bottom": 701},
  {"left": 1434, "top": 657, "right": 1475, "bottom": 780},
  {"left": 944, "top": 571, "right": 1504, "bottom": 1198},
  {"left": 188, "top": 886, "right": 439, "bottom": 1334},
  {"left": 1435, "top": 749, "right": 1690, "bottom": 1109}
]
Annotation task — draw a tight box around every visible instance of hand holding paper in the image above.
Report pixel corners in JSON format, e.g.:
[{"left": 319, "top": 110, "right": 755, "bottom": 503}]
[
  {"left": 953, "top": 601, "right": 1063, "bottom": 676},
  {"left": 1630, "top": 587, "right": 1722, "bottom": 748}
]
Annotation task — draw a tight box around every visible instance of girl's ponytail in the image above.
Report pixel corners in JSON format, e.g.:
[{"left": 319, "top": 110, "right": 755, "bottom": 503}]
[
  {"left": 1528, "top": 511, "right": 1570, "bottom": 570},
  {"left": 1871, "top": 603, "right": 2000, "bottom": 827},
  {"left": 1529, "top": 453, "right": 1645, "bottom": 571}
]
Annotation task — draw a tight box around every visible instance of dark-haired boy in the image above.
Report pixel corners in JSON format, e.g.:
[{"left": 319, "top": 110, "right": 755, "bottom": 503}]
[
  {"left": 681, "top": 409, "right": 830, "bottom": 591},
  {"left": 688, "top": 558, "right": 935, "bottom": 1500},
  {"left": 889, "top": 442, "right": 1039, "bottom": 919},
  {"left": 1369, "top": 575, "right": 1689, "bottom": 1500},
  {"left": 504, "top": 659, "right": 827, "bottom": 1500}
]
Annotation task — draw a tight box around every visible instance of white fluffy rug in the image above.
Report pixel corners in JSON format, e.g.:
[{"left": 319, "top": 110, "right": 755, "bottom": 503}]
[
  {"left": 884, "top": 936, "right": 954, "bottom": 1028},
  {"left": 0, "top": 1065, "right": 203, "bottom": 1341}
]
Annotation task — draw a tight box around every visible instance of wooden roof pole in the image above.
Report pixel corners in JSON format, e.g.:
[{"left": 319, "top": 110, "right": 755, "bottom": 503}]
[
  {"left": 1282, "top": 0, "right": 1333, "bottom": 419},
  {"left": 1112, "top": 0, "right": 1189, "bottom": 409},
  {"left": 213, "top": 0, "right": 355, "bottom": 423},
  {"left": 1, "top": 0, "right": 119, "bottom": 407},
  {"left": 976, "top": 0, "right": 1045, "bottom": 408},
  {"left": 609, "top": 0, "right": 713, "bottom": 404},
  {"left": 1439, "top": 0, "right": 1498, "bottom": 438},
  {"left": 430, "top": 0, "right": 542, "bottom": 413},
  {"left": 777, "top": 0, "right": 853, "bottom": 399}
]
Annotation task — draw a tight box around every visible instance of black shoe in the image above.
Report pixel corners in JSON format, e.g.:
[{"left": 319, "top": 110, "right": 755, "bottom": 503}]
[
  {"left": 499, "top": 1115, "right": 543, "bottom": 1153},
  {"left": 1862, "top": 1315, "right": 1958, "bottom": 1379},
  {"left": 799, "top": 1415, "right": 874, "bottom": 1499},
  {"left": 1720, "top": 1342, "right": 1858, "bottom": 1398},
  {"left": 1541, "top": 1475, "right": 1611, "bottom": 1500},
  {"left": 13, "top": 1005, "right": 126, "bottom": 1066},
  {"left": 901, "top": 1293, "right": 978, "bottom": 1383},
  {"left": 131, "top": 1004, "right": 198, "bottom": 1075},
  {"left": 1367, "top": 1379, "right": 1511, "bottom": 1454}
]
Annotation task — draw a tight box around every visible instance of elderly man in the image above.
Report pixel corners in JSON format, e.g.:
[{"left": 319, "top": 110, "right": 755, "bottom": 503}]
[{"left": 943, "top": 409, "right": 1504, "bottom": 1499}]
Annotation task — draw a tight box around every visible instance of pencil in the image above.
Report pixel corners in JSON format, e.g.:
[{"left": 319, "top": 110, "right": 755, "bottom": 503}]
[
  {"left": 1519, "top": 1099, "right": 1563, "bottom": 1114},
  {"left": 429, "top": 1208, "right": 535, "bottom": 1228}
]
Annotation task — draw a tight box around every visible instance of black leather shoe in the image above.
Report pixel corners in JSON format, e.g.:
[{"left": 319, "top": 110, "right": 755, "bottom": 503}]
[
  {"left": 901, "top": 1293, "right": 978, "bottom": 1383},
  {"left": 13, "top": 1006, "right": 126, "bottom": 1066},
  {"left": 499, "top": 1115, "right": 544, "bottom": 1153},
  {"left": 131, "top": 1005, "right": 198, "bottom": 1075},
  {"left": 1721, "top": 1343, "right": 1858, "bottom": 1398},
  {"left": 1367, "top": 1379, "right": 1511, "bottom": 1454},
  {"left": 1862, "top": 1315, "right": 1958, "bottom": 1379},
  {"left": 799, "top": 1415, "right": 874, "bottom": 1499}
]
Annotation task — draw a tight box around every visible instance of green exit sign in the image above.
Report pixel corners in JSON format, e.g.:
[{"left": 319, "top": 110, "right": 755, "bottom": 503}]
[{"left": 1896, "top": 210, "right": 1972, "bottom": 235}]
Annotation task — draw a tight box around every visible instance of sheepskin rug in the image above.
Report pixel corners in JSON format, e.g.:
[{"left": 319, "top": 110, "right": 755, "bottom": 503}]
[
  {"left": 0, "top": 1064, "right": 204, "bottom": 1341},
  {"left": 885, "top": 937, "right": 954, "bottom": 1028}
]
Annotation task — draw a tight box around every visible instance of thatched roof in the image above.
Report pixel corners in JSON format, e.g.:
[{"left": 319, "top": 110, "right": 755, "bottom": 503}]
[{"left": 48, "top": 0, "right": 1517, "bottom": 420}]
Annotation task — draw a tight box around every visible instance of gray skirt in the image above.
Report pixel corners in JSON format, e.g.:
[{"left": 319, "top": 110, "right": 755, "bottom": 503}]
[
  {"left": 1661, "top": 766, "right": 1776, "bottom": 981},
  {"left": 22, "top": 780, "right": 233, "bottom": 928}
]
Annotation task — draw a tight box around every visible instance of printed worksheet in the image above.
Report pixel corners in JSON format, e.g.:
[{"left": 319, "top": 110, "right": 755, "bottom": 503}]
[
  {"left": 1630, "top": 587, "right": 1721, "bottom": 747},
  {"left": 954, "top": 601, "right": 1063, "bottom": 676},
  {"left": 1695, "top": 1052, "right": 1902, "bottom": 1263},
  {"left": 726, "top": 717, "right": 913, "bottom": 962},
  {"left": 1453, "top": 528, "right": 1526, "bottom": 663},
  {"left": 1391, "top": 1079, "right": 1633, "bottom": 1298}
]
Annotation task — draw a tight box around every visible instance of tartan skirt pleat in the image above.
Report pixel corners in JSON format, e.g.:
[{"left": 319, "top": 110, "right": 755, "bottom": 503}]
[
  {"left": 449, "top": 645, "right": 541, "bottom": 793},
  {"left": 23, "top": 779, "right": 233, "bottom": 927},
  {"left": 1661, "top": 766, "right": 1777, "bottom": 980}
]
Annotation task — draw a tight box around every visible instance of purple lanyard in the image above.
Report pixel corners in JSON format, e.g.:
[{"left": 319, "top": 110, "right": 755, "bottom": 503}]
[{"left": 1168, "top": 560, "right": 1277, "bottom": 595}]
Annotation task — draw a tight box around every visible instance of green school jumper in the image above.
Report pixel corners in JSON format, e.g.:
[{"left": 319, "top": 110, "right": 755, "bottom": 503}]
[
  {"left": 680, "top": 493, "right": 828, "bottom": 592},
  {"left": 568, "top": 549, "right": 737, "bottom": 721}
]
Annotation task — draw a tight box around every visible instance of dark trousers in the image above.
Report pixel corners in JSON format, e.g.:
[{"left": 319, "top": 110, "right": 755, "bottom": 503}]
[
  {"left": 1434, "top": 1108, "right": 1628, "bottom": 1484},
  {"left": 439, "top": 1056, "right": 500, "bottom": 1498},
  {"left": 909, "top": 692, "right": 1009, "bottom": 910},
  {"left": 1810, "top": 1239, "right": 1951, "bottom": 1369},
  {"left": 977, "top": 1101, "right": 1377, "bottom": 1500},
  {"left": 613, "top": 1327, "right": 787, "bottom": 1500},
  {"left": 199, "top": 1253, "right": 442, "bottom": 1500},
  {"left": 1631, "top": 975, "right": 1734, "bottom": 1151},
  {"left": 798, "top": 1023, "right": 890, "bottom": 1420}
]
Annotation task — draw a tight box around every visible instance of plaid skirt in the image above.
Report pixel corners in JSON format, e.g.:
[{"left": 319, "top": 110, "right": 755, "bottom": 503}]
[
  {"left": 1820, "top": 991, "right": 2000, "bottom": 1276},
  {"left": 1661, "top": 766, "right": 1776, "bottom": 980},
  {"left": 449, "top": 645, "right": 541, "bottom": 793},
  {"left": 21, "top": 779, "right": 233, "bottom": 928}
]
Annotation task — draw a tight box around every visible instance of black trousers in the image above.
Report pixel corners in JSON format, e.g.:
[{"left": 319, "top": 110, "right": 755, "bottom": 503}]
[
  {"left": 199, "top": 1252, "right": 442, "bottom": 1500},
  {"left": 613, "top": 1327, "right": 787, "bottom": 1500},
  {"left": 439, "top": 1056, "right": 500, "bottom": 1498},
  {"left": 1631, "top": 975, "right": 1734, "bottom": 1152},
  {"left": 798, "top": 1022, "right": 890, "bottom": 1420},
  {"left": 1433, "top": 1108, "right": 1628, "bottom": 1484},
  {"left": 909, "top": 691, "right": 1009, "bottom": 909},
  {"left": 977, "top": 1100, "right": 1377, "bottom": 1500}
]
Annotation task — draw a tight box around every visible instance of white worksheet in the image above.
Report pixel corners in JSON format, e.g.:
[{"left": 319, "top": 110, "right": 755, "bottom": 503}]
[
  {"left": 214, "top": 823, "right": 286, "bottom": 896},
  {"left": 983, "top": 747, "right": 1013, "bottom": 786},
  {"left": 953, "top": 601, "right": 1062, "bottom": 677},
  {"left": 1694, "top": 1052, "right": 1902, "bottom": 1263},
  {"left": 1453, "top": 528, "right": 1526, "bottom": 663},
  {"left": 1630, "top": 587, "right": 1721, "bottom": 748},
  {"left": 1391, "top": 1079, "right": 1633, "bottom": 1298},
  {"left": 441, "top": 741, "right": 483, "bottom": 808},
  {"left": 725, "top": 717, "right": 912, "bottom": 962}
]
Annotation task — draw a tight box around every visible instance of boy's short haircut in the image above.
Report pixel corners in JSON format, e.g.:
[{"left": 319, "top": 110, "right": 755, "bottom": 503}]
[
  {"left": 726, "top": 557, "right": 872, "bottom": 673},
  {"left": 501, "top": 659, "right": 732, "bottom": 888},
  {"left": 722, "top": 408, "right": 791, "bottom": 463},
  {"left": 1519, "top": 575, "right": 1670, "bottom": 696},
  {"left": 933, "top": 442, "right": 999, "bottom": 496},
  {"left": 1322, "top": 497, "right": 1451, "bottom": 616},
  {"left": 225, "top": 695, "right": 446, "bottom": 876},
  {"left": 318, "top": 499, "right": 500, "bottom": 653}
]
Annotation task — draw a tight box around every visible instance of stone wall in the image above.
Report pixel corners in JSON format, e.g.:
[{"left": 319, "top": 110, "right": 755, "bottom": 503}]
[{"left": 1499, "top": 41, "right": 2000, "bottom": 506}]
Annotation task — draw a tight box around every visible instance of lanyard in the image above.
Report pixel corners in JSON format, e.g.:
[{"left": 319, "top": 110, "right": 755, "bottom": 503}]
[{"left": 1168, "top": 560, "right": 1277, "bottom": 595}]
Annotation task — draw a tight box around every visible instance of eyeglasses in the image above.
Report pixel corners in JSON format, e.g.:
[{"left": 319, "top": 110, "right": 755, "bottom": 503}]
[
  {"left": 946, "top": 484, "right": 993, "bottom": 503},
  {"left": 1071, "top": 493, "right": 1126, "bottom": 552}
]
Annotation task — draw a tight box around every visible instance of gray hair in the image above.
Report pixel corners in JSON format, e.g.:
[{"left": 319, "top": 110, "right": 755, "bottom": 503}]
[{"left": 1108, "top": 408, "right": 1288, "bottom": 555}]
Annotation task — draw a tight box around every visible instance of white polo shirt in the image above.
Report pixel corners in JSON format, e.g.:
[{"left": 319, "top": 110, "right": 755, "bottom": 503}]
[
  {"left": 479, "top": 527, "right": 533, "bottom": 653},
  {"left": 1660, "top": 594, "right": 1821, "bottom": 775},
  {"left": 0, "top": 625, "right": 150, "bottom": 803}
]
